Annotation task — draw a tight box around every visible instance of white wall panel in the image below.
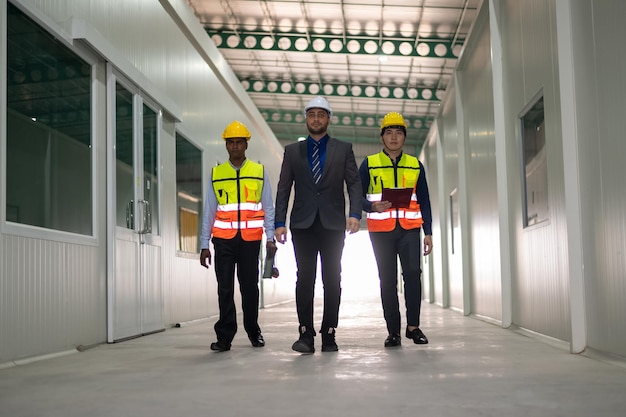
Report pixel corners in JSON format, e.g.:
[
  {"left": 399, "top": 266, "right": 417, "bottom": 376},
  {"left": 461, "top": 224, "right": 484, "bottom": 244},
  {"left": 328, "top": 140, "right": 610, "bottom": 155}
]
[
  {"left": 440, "top": 83, "right": 462, "bottom": 311},
  {"left": 498, "top": 0, "right": 570, "bottom": 342},
  {"left": 421, "top": 130, "right": 444, "bottom": 306},
  {"left": 458, "top": 7, "right": 502, "bottom": 321},
  {"left": 563, "top": 0, "right": 626, "bottom": 357},
  {"left": 0, "top": 234, "right": 104, "bottom": 362},
  {"left": 420, "top": 129, "right": 440, "bottom": 304},
  {"left": 113, "top": 238, "right": 140, "bottom": 340},
  {"left": 141, "top": 244, "right": 163, "bottom": 333},
  {"left": 588, "top": 1, "right": 626, "bottom": 356}
]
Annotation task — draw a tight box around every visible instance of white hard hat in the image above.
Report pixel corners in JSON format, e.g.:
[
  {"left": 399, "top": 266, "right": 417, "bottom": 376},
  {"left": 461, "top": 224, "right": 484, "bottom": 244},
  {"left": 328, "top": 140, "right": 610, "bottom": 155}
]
[{"left": 304, "top": 96, "right": 333, "bottom": 118}]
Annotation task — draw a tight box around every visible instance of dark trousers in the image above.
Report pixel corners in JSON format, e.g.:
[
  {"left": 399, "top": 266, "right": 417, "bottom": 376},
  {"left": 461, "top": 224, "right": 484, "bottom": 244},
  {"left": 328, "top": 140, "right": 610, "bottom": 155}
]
[
  {"left": 369, "top": 227, "right": 423, "bottom": 335},
  {"left": 212, "top": 234, "right": 262, "bottom": 343},
  {"left": 291, "top": 214, "right": 345, "bottom": 335}
]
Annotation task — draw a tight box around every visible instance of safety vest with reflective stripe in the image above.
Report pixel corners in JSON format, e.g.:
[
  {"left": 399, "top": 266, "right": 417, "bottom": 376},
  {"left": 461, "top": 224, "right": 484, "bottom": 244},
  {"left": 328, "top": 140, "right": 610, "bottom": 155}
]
[
  {"left": 212, "top": 160, "right": 265, "bottom": 241},
  {"left": 366, "top": 152, "right": 424, "bottom": 232}
]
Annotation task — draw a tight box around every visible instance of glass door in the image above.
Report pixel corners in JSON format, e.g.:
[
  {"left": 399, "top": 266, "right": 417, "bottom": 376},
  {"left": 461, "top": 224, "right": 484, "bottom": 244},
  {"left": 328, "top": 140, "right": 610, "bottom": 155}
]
[{"left": 107, "top": 68, "right": 163, "bottom": 342}]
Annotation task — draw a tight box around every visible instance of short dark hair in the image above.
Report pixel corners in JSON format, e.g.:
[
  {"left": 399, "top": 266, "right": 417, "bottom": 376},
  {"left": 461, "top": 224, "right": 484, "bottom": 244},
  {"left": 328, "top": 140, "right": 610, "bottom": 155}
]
[{"left": 380, "top": 125, "right": 407, "bottom": 136}]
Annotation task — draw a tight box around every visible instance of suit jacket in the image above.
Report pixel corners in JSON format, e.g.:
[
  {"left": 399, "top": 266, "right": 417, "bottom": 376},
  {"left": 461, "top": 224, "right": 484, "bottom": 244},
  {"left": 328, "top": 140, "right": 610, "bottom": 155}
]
[{"left": 275, "top": 136, "right": 362, "bottom": 231}]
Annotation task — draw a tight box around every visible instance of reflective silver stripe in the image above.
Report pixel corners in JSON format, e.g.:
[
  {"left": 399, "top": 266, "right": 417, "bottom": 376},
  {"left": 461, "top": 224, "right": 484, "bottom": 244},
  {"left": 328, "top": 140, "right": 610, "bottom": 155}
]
[
  {"left": 367, "top": 210, "right": 422, "bottom": 220},
  {"left": 367, "top": 212, "right": 392, "bottom": 220},
  {"left": 247, "top": 220, "right": 264, "bottom": 228},
  {"left": 213, "top": 220, "right": 233, "bottom": 229},
  {"left": 403, "top": 211, "right": 422, "bottom": 220},
  {"left": 217, "top": 202, "right": 262, "bottom": 212},
  {"left": 213, "top": 220, "right": 263, "bottom": 230},
  {"left": 368, "top": 211, "right": 400, "bottom": 219}
]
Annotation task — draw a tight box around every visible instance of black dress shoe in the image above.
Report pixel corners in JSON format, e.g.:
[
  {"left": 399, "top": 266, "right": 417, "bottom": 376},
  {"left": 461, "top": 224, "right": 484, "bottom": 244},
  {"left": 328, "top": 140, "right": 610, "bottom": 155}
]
[
  {"left": 406, "top": 327, "right": 428, "bottom": 344},
  {"left": 384, "top": 334, "right": 402, "bottom": 347},
  {"left": 249, "top": 332, "right": 265, "bottom": 347},
  {"left": 210, "top": 340, "right": 231, "bottom": 352}
]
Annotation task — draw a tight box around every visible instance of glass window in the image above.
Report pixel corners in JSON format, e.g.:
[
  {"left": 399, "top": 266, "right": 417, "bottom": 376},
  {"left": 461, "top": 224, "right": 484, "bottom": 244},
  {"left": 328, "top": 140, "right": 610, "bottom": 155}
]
[
  {"left": 520, "top": 94, "right": 549, "bottom": 227},
  {"left": 115, "top": 83, "right": 134, "bottom": 229},
  {"left": 449, "top": 188, "right": 459, "bottom": 255},
  {"left": 175, "top": 133, "right": 202, "bottom": 253},
  {"left": 142, "top": 104, "right": 159, "bottom": 235},
  {"left": 6, "top": 3, "right": 93, "bottom": 235}
]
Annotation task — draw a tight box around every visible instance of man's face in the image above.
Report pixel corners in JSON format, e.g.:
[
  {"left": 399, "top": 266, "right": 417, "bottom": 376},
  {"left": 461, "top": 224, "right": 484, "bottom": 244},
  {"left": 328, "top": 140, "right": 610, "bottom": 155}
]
[
  {"left": 305, "top": 108, "right": 330, "bottom": 135},
  {"left": 225, "top": 137, "right": 248, "bottom": 159},
  {"left": 381, "top": 127, "right": 406, "bottom": 153}
]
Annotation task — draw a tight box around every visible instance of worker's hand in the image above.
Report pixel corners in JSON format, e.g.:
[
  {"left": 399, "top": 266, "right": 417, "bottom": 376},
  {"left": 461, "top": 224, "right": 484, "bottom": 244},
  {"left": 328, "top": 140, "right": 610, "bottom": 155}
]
[
  {"left": 423, "top": 235, "right": 433, "bottom": 256},
  {"left": 274, "top": 227, "right": 287, "bottom": 244},
  {"left": 372, "top": 200, "right": 392, "bottom": 212},
  {"left": 346, "top": 217, "right": 360, "bottom": 234},
  {"left": 266, "top": 240, "right": 277, "bottom": 256},
  {"left": 200, "top": 248, "right": 211, "bottom": 268}
]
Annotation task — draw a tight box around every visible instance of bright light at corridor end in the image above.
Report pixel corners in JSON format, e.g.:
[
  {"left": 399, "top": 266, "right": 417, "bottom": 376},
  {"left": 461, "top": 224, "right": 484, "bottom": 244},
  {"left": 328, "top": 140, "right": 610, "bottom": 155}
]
[{"left": 340, "top": 231, "right": 381, "bottom": 300}]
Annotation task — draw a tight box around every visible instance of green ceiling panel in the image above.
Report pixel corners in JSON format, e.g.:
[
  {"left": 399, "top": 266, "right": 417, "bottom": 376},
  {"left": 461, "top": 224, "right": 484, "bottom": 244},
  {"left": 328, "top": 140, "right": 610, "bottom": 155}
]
[
  {"left": 207, "top": 29, "right": 460, "bottom": 59},
  {"left": 244, "top": 79, "right": 441, "bottom": 102}
]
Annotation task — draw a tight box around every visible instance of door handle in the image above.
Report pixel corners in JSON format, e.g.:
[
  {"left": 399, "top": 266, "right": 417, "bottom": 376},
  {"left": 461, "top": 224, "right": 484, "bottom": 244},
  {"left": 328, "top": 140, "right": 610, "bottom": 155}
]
[
  {"left": 126, "top": 200, "right": 134, "bottom": 229},
  {"left": 143, "top": 200, "right": 151, "bottom": 234},
  {"left": 137, "top": 199, "right": 151, "bottom": 234}
]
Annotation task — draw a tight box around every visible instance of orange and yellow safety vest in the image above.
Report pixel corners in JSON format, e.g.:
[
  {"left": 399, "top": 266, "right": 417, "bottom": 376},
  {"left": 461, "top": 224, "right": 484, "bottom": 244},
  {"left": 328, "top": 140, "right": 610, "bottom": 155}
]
[
  {"left": 212, "top": 160, "right": 265, "bottom": 241},
  {"left": 365, "top": 152, "right": 424, "bottom": 232}
]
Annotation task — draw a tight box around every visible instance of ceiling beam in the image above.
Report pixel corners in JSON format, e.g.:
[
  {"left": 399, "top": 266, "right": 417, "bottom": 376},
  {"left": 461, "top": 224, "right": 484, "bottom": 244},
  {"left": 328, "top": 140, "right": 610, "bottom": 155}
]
[
  {"left": 243, "top": 78, "right": 442, "bottom": 102},
  {"left": 207, "top": 29, "right": 462, "bottom": 59}
]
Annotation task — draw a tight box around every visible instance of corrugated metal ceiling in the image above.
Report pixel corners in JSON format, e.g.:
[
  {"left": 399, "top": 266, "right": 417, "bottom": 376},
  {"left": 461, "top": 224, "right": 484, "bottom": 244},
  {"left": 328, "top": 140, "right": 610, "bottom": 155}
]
[{"left": 184, "top": 0, "right": 481, "bottom": 158}]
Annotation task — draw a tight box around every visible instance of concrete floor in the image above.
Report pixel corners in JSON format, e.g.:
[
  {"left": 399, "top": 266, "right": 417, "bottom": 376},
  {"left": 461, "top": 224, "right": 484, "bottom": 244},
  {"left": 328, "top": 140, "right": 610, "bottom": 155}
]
[{"left": 1, "top": 290, "right": 626, "bottom": 417}]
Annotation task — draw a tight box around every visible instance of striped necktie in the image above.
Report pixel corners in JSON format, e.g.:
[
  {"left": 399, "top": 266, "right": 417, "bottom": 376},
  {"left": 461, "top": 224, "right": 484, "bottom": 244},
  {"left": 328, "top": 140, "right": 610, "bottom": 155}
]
[{"left": 311, "top": 141, "right": 321, "bottom": 184}]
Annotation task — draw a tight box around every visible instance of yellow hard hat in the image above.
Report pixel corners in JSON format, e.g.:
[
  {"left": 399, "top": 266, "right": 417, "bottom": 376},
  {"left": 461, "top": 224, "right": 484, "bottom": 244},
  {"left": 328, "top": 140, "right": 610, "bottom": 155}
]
[
  {"left": 222, "top": 120, "right": 251, "bottom": 141},
  {"left": 380, "top": 112, "right": 407, "bottom": 131}
]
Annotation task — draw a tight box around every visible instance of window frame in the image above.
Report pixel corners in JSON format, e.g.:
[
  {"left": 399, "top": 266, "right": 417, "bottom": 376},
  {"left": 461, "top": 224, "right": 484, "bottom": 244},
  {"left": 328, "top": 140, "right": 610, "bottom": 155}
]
[
  {"left": 174, "top": 130, "right": 204, "bottom": 256},
  {"left": 1, "top": 1, "right": 99, "bottom": 245},
  {"left": 518, "top": 88, "right": 550, "bottom": 229}
]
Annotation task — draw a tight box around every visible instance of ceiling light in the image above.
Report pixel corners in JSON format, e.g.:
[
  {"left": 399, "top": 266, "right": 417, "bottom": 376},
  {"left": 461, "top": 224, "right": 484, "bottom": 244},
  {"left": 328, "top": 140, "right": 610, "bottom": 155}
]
[{"left": 378, "top": 55, "right": 389, "bottom": 63}]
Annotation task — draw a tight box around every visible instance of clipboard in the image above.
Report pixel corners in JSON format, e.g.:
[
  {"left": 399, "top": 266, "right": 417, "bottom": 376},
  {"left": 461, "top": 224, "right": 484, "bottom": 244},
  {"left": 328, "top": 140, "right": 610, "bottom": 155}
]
[{"left": 381, "top": 187, "right": 413, "bottom": 208}]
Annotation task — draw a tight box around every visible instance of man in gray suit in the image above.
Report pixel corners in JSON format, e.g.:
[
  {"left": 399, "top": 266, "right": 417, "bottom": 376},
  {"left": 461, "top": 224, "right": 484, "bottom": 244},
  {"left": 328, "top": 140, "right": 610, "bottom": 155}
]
[{"left": 274, "top": 96, "right": 362, "bottom": 354}]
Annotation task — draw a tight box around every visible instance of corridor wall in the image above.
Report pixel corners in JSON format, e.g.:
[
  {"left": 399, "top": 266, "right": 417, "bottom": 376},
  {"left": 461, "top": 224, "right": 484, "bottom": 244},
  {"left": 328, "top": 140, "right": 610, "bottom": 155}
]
[
  {"left": 422, "top": 0, "right": 626, "bottom": 360},
  {"left": 0, "top": 0, "right": 293, "bottom": 365}
]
